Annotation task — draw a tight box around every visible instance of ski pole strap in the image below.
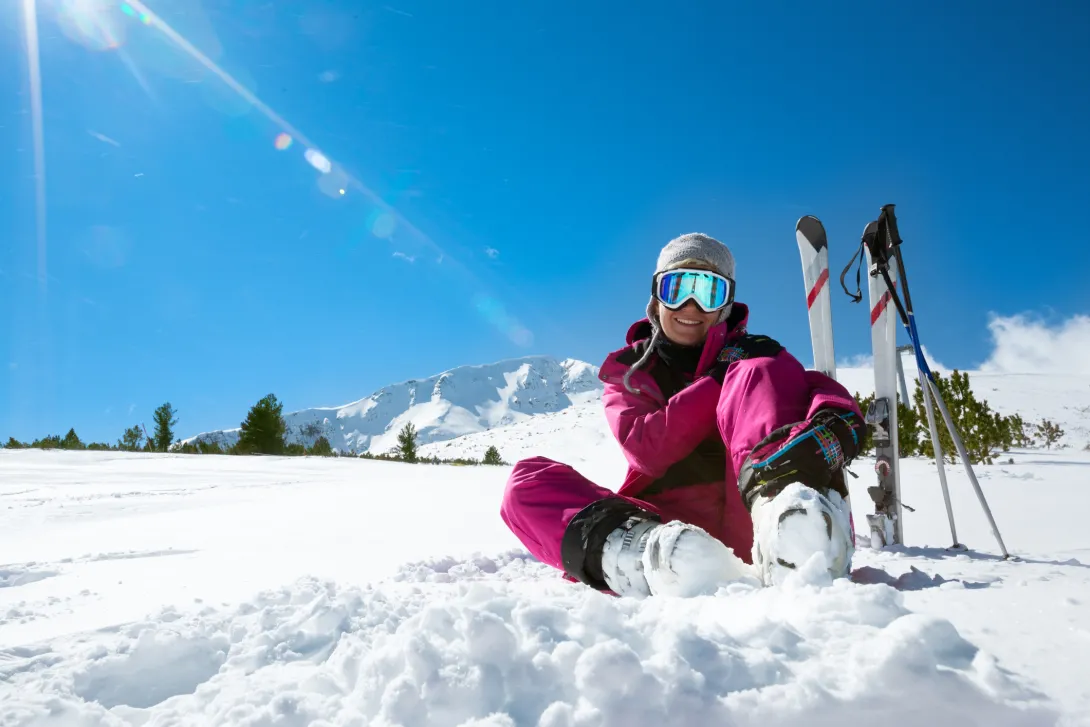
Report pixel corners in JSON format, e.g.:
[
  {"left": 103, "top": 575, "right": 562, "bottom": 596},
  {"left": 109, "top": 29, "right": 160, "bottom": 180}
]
[{"left": 839, "top": 240, "right": 866, "bottom": 304}]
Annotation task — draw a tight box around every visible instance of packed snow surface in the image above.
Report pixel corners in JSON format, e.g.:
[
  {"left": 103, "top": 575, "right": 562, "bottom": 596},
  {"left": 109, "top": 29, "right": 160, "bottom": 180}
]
[{"left": 2, "top": 443, "right": 1087, "bottom": 726}]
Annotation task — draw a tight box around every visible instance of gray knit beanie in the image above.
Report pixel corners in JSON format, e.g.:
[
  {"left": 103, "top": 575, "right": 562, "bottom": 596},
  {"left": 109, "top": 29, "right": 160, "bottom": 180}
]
[{"left": 623, "top": 232, "right": 736, "bottom": 394}]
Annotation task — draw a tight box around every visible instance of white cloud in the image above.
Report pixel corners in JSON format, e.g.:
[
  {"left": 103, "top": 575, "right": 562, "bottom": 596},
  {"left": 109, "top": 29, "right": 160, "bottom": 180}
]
[
  {"left": 393, "top": 252, "right": 416, "bottom": 263},
  {"left": 484, "top": 247, "right": 500, "bottom": 259},
  {"left": 979, "top": 313, "right": 1090, "bottom": 375},
  {"left": 835, "top": 344, "right": 945, "bottom": 383},
  {"left": 836, "top": 353, "right": 873, "bottom": 369},
  {"left": 899, "top": 345, "right": 946, "bottom": 374}
]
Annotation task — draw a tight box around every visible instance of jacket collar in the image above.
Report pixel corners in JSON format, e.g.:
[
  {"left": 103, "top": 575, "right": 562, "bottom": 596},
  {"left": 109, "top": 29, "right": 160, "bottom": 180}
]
[{"left": 623, "top": 302, "right": 750, "bottom": 374}]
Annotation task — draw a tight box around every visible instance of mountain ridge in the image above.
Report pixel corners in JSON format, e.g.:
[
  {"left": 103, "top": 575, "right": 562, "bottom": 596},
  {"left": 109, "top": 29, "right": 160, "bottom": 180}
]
[{"left": 184, "top": 355, "right": 602, "bottom": 454}]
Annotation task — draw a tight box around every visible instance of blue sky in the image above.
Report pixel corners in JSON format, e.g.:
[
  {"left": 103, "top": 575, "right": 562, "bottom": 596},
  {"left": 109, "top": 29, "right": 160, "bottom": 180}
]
[{"left": 3, "top": 0, "right": 1089, "bottom": 443}]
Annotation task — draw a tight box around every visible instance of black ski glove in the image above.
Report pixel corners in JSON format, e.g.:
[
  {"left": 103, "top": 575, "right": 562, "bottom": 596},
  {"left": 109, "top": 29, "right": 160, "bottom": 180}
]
[{"left": 737, "top": 408, "right": 863, "bottom": 511}]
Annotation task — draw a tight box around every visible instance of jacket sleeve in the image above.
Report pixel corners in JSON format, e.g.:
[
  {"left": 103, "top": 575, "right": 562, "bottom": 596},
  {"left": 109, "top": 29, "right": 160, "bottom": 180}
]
[
  {"left": 602, "top": 376, "right": 721, "bottom": 479},
  {"left": 803, "top": 369, "right": 863, "bottom": 420},
  {"left": 717, "top": 348, "right": 863, "bottom": 478}
]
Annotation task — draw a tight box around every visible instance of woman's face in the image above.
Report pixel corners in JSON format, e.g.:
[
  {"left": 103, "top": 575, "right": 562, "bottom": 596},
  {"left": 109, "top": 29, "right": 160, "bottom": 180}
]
[{"left": 655, "top": 299, "right": 718, "bottom": 346}]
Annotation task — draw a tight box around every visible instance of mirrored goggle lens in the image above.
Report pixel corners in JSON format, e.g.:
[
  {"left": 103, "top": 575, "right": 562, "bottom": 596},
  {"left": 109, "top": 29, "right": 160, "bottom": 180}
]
[{"left": 656, "top": 270, "right": 732, "bottom": 311}]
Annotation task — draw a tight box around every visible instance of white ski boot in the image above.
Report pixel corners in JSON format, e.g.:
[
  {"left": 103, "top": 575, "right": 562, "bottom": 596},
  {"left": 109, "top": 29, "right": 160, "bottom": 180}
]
[
  {"left": 750, "top": 482, "right": 854, "bottom": 586},
  {"left": 600, "top": 517, "right": 755, "bottom": 598}
]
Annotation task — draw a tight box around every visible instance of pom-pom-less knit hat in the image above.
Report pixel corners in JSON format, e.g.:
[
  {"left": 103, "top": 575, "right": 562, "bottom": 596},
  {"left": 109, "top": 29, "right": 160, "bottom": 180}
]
[{"left": 622, "top": 232, "right": 736, "bottom": 394}]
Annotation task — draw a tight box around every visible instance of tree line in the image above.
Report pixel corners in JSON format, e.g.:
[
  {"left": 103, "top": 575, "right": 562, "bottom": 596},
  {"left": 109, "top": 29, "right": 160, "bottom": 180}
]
[
  {"left": 2, "top": 394, "right": 508, "bottom": 466},
  {"left": 4, "top": 403, "right": 179, "bottom": 453},
  {"left": 852, "top": 369, "right": 1067, "bottom": 465}
]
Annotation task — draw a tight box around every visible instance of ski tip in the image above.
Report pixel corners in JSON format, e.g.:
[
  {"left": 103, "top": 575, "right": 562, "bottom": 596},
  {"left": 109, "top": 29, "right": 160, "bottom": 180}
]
[{"left": 795, "top": 215, "right": 827, "bottom": 251}]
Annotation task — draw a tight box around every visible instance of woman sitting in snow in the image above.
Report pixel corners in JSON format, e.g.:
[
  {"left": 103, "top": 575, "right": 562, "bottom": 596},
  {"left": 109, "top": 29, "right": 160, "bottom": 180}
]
[{"left": 500, "top": 232, "right": 864, "bottom": 597}]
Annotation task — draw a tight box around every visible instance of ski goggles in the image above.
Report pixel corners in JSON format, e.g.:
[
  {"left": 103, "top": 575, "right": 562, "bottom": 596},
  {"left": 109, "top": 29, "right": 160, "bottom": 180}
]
[{"left": 652, "top": 268, "right": 735, "bottom": 312}]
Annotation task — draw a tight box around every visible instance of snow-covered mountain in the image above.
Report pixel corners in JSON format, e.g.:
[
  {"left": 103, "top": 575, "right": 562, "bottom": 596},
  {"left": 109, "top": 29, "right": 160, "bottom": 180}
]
[{"left": 185, "top": 356, "right": 602, "bottom": 454}]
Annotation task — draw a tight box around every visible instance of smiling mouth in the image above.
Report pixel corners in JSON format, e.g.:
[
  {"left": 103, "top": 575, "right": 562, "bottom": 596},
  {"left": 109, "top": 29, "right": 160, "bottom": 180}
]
[{"left": 674, "top": 317, "right": 703, "bottom": 327}]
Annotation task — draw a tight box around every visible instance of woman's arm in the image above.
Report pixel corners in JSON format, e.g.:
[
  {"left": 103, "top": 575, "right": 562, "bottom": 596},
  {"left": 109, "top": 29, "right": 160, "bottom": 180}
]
[{"left": 602, "top": 377, "right": 721, "bottom": 479}]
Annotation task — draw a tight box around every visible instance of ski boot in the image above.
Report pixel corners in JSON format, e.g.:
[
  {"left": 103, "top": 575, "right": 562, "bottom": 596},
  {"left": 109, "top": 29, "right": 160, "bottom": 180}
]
[
  {"left": 738, "top": 408, "right": 862, "bottom": 586},
  {"left": 600, "top": 515, "right": 754, "bottom": 598}
]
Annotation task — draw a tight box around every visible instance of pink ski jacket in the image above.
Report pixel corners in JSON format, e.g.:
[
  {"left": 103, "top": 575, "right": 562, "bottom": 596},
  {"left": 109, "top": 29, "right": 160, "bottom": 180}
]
[{"left": 596, "top": 303, "right": 861, "bottom": 559}]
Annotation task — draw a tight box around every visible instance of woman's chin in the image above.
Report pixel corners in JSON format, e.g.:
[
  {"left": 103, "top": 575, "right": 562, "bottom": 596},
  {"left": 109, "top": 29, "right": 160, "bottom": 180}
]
[{"left": 664, "top": 327, "right": 707, "bottom": 346}]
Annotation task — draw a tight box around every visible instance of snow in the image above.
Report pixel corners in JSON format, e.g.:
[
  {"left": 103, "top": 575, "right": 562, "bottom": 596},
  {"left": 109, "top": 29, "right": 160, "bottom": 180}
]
[
  {"left": 184, "top": 356, "right": 603, "bottom": 455},
  {"left": 3, "top": 365, "right": 1090, "bottom": 725}
]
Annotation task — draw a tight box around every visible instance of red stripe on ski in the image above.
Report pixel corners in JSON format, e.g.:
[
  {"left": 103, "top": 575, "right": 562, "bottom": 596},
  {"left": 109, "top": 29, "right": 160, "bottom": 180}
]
[
  {"left": 870, "top": 279, "right": 898, "bottom": 325},
  {"left": 870, "top": 292, "right": 890, "bottom": 324},
  {"left": 806, "top": 268, "right": 829, "bottom": 309}
]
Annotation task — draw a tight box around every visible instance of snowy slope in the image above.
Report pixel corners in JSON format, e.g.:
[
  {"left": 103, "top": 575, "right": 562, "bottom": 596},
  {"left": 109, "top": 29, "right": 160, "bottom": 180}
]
[
  {"left": 1, "top": 449, "right": 1085, "bottom": 726},
  {"left": 185, "top": 356, "right": 602, "bottom": 454},
  {"left": 419, "top": 400, "right": 626, "bottom": 481},
  {"left": 2, "top": 366, "right": 1090, "bottom": 726}
]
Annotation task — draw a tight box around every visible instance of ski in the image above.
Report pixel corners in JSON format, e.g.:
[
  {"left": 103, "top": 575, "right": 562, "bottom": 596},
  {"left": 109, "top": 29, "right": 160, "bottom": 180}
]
[
  {"left": 796, "top": 216, "right": 836, "bottom": 380},
  {"left": 862, "top": 220, "right": 903, "bottom": 547}
]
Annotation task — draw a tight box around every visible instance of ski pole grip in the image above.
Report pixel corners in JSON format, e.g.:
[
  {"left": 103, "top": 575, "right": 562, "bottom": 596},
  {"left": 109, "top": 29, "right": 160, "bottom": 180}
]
[{"left": 880, "top": 204, "right": 902, "bottom": 248}]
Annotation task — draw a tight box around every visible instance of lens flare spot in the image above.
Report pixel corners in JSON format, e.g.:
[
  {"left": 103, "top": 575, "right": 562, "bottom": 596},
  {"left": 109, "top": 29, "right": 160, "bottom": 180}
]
[
  {"left": 473, "top": 295, "right": 534, "bottom": 347},
  {"left": 120, "top": 3, "right": 135, "bottom": 16},
  {"left": 274, "top": 133, "right": 293, "bottom": 150},
  {"left": 366, "top": 210, "right": 397, "bottom": 239},
  {"left": 305, "top": 148, "right": 332, "bottom": 174},
  {"left": 139, "top": 12, "right": 152, "bottom": 25},
  {"left": 318, "top": 167, "right": 349, "bottom": 198},
  {"left": 55, "top": 0, "right": 126, "bottom": 52}
]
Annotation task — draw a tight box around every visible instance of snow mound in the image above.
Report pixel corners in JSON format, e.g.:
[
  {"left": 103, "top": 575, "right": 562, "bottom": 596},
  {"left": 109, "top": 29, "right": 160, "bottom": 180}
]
[
  {"left": 0, "top": 558, "right": 1054, "bottom": 727},
  {"left": 185, "top": 356, "right": 602, "bottom": 455}
]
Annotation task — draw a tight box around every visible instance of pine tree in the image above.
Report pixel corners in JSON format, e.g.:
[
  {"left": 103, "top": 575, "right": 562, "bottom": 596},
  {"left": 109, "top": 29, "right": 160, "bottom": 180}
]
[
  {"left": 1036, "top": 419, "right": 1064, "bottom": 449},
  {"left": 396, "top": 422, "right": 418, "bottom": 463},
  {"left": 897, "top": 396, "right": 920, "bottom": 457},
  {"left": 1008, "top": 414, "right": 1032, "bottom": 448},
  {"left": 236, "top": 394, "right": 288, "bottom": 455},
  {"left": 61, "top": 428, "right": 85, "bottom": 450},
  {"left": 119, "top": 425, "right": 143, "bottom": 451},
  {"left": 32, "top": 434, "right": 62, "bottom": 449},
  {"left": 852, "top": 392, "right": 875, "bottom": 455},
  {"left": 483, "top": 445, "right": 505, "bottom": 465},
  {"left": 197, "top": 439, "right": 224, "bottom": 455},
  {"left": 151, "top": 402, "right": 178, "bottom": 452},
  {"left": 308, "top": 436, "right": 333, "bottom": 456},
  {"left": 912, "top": 370, "right": 1025, "bottom": 465},
  {"left": 5, "top": 437, "right": 26, "bottom": 449}
]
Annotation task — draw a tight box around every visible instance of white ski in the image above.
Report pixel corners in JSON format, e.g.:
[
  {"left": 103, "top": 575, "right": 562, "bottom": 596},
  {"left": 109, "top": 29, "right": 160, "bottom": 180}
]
[
  {"left": 796, "top": 216, "right": 836, "bottom": 380},
  {"left": 863, "top": 220, "right": 903, "bottom": 547}
]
